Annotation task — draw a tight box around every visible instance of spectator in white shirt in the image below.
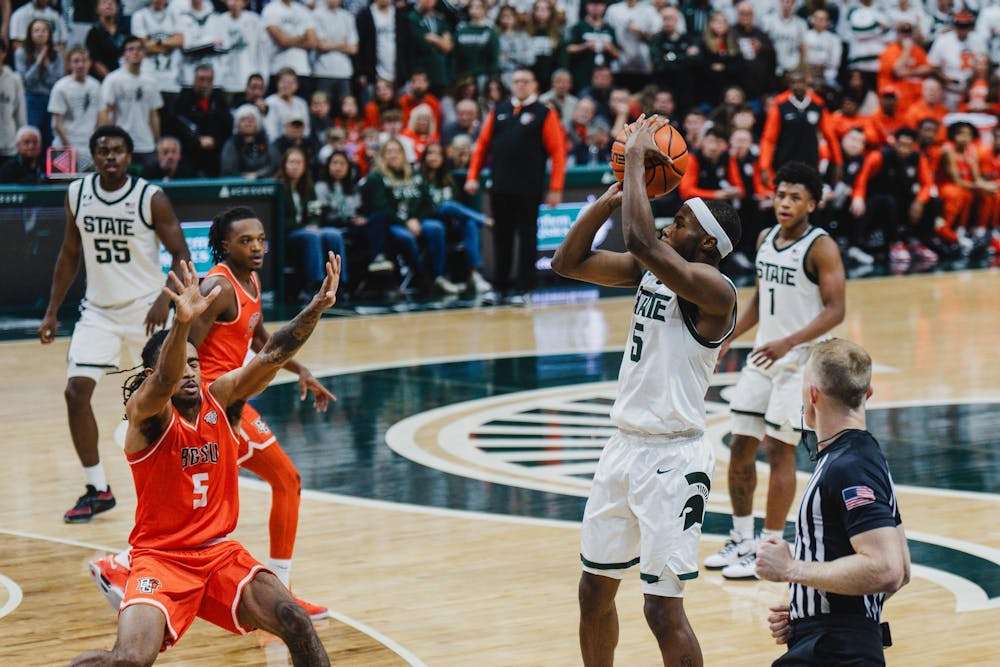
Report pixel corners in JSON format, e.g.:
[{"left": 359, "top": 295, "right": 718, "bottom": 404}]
[
  {"left": 312, "top": 0, "right": 358, "bottom": 105},
  {"left": 839, "top": 0, "right": 890, "bottom": 92},
  {"left": 8, "top": 0, "right": 68, "bottom": 52},
  {"left": 216, "top": 0, "right": 268, "bottom": 98},
  {"left": 265, "top": 67, "right": 311, "bottom": 140},
  {"left": 175, "top": 0, "right": 225, "bottom": 89},
  {"left": 804, "top": 8, "right": 842, "bottom": 86},
  {"left": 763, "top": 0, "right": 807, "bottom": 78},
  {"left": 131, "top": 0, "right": 184, "bottom": 107},
  {"left": 886, "top": 0, "right": 931, "bottom": 45},
  {"left": 98, "top": 36, "right": 164, "bottom": 169},
  {"left": 604, "top": 0, "right": 661, "bottom": 90},
  {"left": 262, "top": 0, "right": 317, "bottom": 94},
  {"left": 976, "top": 1, "right": 1000, "bottom": 65},
  {"left": 48, "top": 46, "right": 102, "bottom": 171},
  {"left": 928, "top": 12, "right": 988, "bottom": 109}
]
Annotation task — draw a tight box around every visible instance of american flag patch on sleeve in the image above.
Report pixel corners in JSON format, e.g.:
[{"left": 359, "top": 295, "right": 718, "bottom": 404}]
[{"left": 842, "top": 485, "right": 876, "bottom": 510}]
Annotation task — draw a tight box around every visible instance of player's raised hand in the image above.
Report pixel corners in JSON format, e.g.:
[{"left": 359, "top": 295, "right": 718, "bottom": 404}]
[
  {"left": 312, "top": 252, "right": 341, "bottom": 309},
  {"left": 164, "top": 261, "right": 221, "bottom": 324}
]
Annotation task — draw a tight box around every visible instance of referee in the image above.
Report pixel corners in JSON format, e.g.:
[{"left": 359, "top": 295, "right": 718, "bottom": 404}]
[{"left": 755, "top": 338, "right": 911, "bottom": 666}]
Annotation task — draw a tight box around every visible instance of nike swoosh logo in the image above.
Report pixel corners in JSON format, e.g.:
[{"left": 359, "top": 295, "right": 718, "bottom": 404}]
[{"left": 656, "top": 468, "right": 674, "bottom": 475}]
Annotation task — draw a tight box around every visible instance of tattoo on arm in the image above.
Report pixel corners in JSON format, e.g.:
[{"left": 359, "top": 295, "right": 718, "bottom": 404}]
[
  {"left": 256, "top": 303, "right": 324, "bottom": 367},
  {"left": 273, "top": 600, "right": 329, "bottom": 666}
]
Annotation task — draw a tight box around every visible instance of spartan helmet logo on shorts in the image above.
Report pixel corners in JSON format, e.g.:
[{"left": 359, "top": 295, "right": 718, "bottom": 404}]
[
  {"left": 136, "top": 577, "right": 161, "bottom": 594},
  {"left": 679, "top": 472, "right": 711, "bottom": 531}
]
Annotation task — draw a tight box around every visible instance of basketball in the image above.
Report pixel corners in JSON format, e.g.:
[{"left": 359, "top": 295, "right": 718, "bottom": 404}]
[{"left": 610, "top": 121, "right": 688, "bottom": 199}]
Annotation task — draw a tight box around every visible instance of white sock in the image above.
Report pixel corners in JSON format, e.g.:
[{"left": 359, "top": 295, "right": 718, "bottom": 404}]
[
  {"left": 733, "top": 515, "right": 754, "bottom": 541},
  {"left": 761, "top": 528, "right": 785, "bottom": 543},
  {"left": 83, "top": 463, "right": 109, "bottom": 492},
  {"left": 268, "top": 558, "right": 292, "bottom": 588}
]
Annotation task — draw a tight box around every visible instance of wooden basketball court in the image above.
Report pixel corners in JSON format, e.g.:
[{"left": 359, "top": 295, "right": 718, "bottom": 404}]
[{"left": 1, "top": 269, "right": 999, "bottom": 666}]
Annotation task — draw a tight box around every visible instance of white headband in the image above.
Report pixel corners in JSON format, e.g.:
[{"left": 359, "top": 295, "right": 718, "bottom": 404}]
[{"left": 686, "top": 197, "right": 733, "bottom": 258}]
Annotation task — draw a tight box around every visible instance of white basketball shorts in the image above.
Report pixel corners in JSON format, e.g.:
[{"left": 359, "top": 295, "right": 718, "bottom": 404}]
[
  {"left": 729, "top": 346, "right": 812, "bottom": 445},
  {"left": 581, "top": 430, "right": 714, "bottom": 597},
  {"left": 67, "top": 295, "right": 160, "bottom": 381}
]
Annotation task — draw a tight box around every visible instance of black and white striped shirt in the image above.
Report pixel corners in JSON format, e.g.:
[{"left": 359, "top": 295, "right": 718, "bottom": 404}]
[{"left": 789, "top": 430, "right": 902, "bottom": 622}]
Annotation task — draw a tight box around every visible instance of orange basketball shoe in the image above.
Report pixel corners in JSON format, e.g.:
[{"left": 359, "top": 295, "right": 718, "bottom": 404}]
[{"left": 294, "top": 594, "right": 329, "bottom": 621}]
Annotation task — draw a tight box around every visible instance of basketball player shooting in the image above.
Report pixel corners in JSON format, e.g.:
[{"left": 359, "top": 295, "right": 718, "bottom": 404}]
[{"left": 552, "top": 114, "right": 741, "bottom": 667}]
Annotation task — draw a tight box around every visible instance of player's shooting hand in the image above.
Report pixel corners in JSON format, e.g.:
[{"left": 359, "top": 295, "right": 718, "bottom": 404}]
[
  {"left": 144, "top": 292, "right": 172, "bottom": 335},
  {"left": 767, "top": 605, "right": 792, "bottom": 644},
  {"left": 313, "top": 251, "right": 341, "bottom": 309},
  {"left": 38, "top": 313, "right": 58, "bottom": 344},
  {"left": 623, "top": 114, "right": 669, "bottom": 162},
  {"left": 756, "top": 536, "right": 793, "bottom": 582},
  {"left": 164, "top": 260, "right": 221, "bottom": 324},
  {"left": 749, "top": 337, "right": 794, "bottom": 369}
]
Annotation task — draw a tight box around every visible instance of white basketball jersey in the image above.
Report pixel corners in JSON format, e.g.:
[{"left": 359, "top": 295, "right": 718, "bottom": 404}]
[
  {"left": 69, "top": 175, "right": 165, "bottom": 308},
  {"left": 611, "top": 271, "right": 736, "bottom": 436},
  {"left": 753, "top": 225, "right": 829, "bottom": 350}
]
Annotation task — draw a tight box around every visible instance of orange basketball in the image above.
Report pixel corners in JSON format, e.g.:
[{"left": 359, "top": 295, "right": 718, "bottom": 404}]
[{"left": 610, "top": 122, "right": 688, "bottom": 199}]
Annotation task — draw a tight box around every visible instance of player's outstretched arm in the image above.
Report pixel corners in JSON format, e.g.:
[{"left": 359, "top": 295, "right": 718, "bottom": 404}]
[
  {"left": 146, "top": 190, "right": 192, "bottom": 335},
  {"left": 250, "top": 320, "right": 336, "bottom": 412},
  {"left": 39, "top": 193, "right": 85, "bottom": 344},
  {"left": 621, "top": 116, "right": 735, "bottom": 320},
  {"left": 211, "top": 253, "right": 340, "bottom": 409},
  {"left": 551, "top": 182, "right": 643, "bottom": 288},
  {"left": 125, "top": 262, "right": 222, "bottom": 439}
]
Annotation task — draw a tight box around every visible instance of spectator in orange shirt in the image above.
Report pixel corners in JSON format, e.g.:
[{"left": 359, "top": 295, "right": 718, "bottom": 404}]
[
  {"left": 850, "top": 127, "right": 939, "bottom": 270},
  {"left": 824, "top": 127, "right": 874, "bottom": 266},
  {"left": 829, "top": 92, "right": 867, "bottom": 144},
  {"left": 975, "top": 125, "right": 1000, "bottom": 253},
  {"left": 679, "top": 126, "right": 744, "bottom": 203},
  {"left": 363, "top": 78, "right": 401, "bottom": 129},
  {"left": 903, "top": 77, "right": 948, "bottom": 134},
  {"left": 935, "top": 121, "right": 993, "bottom": 253},
  {"left": 877, "top": 21, "right": 932, "bottom": 111},
  {"left": 399, "top": 70, "right": 442, "bottom": 128},
  {"left": 862, "top": 86, "right": 905, "bottom": 149},
  {"left": 916, "top": 117, "right": 944, "bottom": 173},
  {"left": 759, "top": 71, "right": 843, "bottom": 188},
  {"left": 957, "top": 75, "right": 1000, "bottom": 115},
  {"left": 400, "top": 103, "right": 439, "bottom": 161}
]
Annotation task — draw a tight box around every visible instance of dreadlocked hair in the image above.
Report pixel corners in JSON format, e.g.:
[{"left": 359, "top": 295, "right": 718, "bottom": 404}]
[
  {"left": 120, "top": 329, "right": 201, "bottom": 409},
  {"left": 209, "top": 206, "right": 260, "bottom": 264}
]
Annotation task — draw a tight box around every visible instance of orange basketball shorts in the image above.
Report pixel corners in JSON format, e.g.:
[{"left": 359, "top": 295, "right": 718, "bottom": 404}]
[
  {"left": 121, "top": 540, "right": 268, "bottom": 651},
  {"left": 237, "top": 402, "right": 277, "bottom": 464}
]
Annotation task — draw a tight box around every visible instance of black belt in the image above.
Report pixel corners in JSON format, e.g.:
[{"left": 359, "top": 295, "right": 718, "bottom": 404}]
[{"left": 791, "top": 614, "right": 892, "bottom": 647}]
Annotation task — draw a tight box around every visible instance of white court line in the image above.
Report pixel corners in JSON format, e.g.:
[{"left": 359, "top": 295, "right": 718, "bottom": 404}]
[
  {"left": 0, "top": 526, "right": 427, "bottom": 664},
  {"left": 325, "top": 610, "right": 427, "bottom": 667},
  {"left": 0, "top": 573, "right": 24, "bottom": 620}
]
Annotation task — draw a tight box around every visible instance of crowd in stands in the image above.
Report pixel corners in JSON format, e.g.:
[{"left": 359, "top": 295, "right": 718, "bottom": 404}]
[{"left": 3, "top": 0, "right": 1000, "bottom": 298}]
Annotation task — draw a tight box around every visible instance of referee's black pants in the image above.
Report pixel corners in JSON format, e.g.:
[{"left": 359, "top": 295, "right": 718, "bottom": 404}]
[
  {"left": 490, "top": 190, "right": 541, "bottom": 295},
  {"left": 773, "top": 615, "right": 885, "bottom": 667}
]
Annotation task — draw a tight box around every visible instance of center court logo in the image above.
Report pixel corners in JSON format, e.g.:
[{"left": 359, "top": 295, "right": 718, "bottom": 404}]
[{"left": 385, "top": 372, "right": 740, "bottom": 500}]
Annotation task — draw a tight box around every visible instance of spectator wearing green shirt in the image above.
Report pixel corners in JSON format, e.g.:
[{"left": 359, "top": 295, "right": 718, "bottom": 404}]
[
  {"left": 526, "top": 0, "right": 567, "bottom": 93},
  {"left": 566, "top": 0, "right": 621, "bottom": 95},
  {"left": 453, "top": 0, "right": 499, "bottom": 89},
  {"left": 408, "top": 0, "right": 453, "bottom": 97},
  {"left": 361, "top": 138, "right": 462, "bottom": 294}
]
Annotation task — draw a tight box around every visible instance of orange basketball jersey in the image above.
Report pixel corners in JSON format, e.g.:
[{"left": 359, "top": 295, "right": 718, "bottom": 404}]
[
  {"left": 198, "top": 264, "right": 262, "bottom": 383},
  {"left": 126, "top": 391, "right": 241, "bottom": 550}
]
